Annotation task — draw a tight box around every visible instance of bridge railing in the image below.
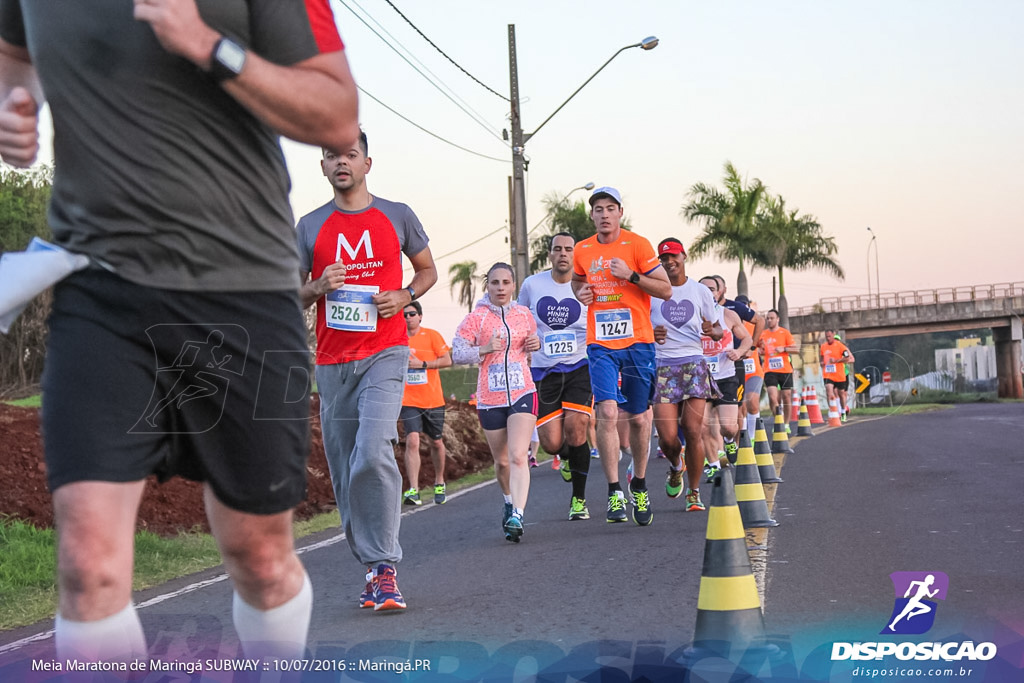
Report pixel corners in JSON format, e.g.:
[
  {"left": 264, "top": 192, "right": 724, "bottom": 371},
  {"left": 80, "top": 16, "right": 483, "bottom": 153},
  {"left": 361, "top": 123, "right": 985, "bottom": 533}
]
[{"left": 790, "top": 282, "right": 1024, "bottom": 316}]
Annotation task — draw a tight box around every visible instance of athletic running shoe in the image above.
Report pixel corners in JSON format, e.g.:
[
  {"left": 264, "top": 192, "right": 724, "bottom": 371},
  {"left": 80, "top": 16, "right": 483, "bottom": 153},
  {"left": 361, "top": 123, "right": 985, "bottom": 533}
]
[
  {"left": 841, "top": 412, "right": 848, "bottom": 423},
  {"left": 559, "top": 459, "right": 572, "bottom": 483},
  {"left": 630, "top": 487, "right": 653, "bottom": 526},
  {"left": 433, "top": 483, "right": 446, "bottom": 505},
  {"left": 606, "top": 492, "right": 627, "bottom": 523},
  {"left": 723, "top": 441, "right": 738, "bottom": 463},
  {"left": 590, "top": 447, "right": 600, "bottom": 459},
  {"left": 703, "top": 463, "right": 721, "bottom": 483},
  {"left": 502, "top": 501, "right": 513, "bottom": 526},
  {"left": 359, "top": 573, "right": 375, "bottom": 609},
  {"left": 656, "top": 446, "right": 665, "bottom": 458},
  {"left": 626, "top": 461, "right": 634, "bottom": 486},
  {"left": 528, "top": 454, "right": 538, "bottom": 468},
  {"left": 665, "top": 468, "right": 684, "bottom": 499},
  {"left": 504, "top": 513, "right": 524, "bottom": 542},
  {"left": 551, "top": 454, "right": 561, "bottom": 470},
  {"left": 569, "top": 496, "right": 589, "bottom": 521},
  {"left": 402, "top": 488, "right": 421, "bottom": 506},
  {"left": 785, "top": 423, "right": 792, "bottom": 435},
  {"left": 371, "top": 563, "right": 406, "bottom": 611},
  {"left": 685, "top": 488, "right": 705, "bottom": 512}
]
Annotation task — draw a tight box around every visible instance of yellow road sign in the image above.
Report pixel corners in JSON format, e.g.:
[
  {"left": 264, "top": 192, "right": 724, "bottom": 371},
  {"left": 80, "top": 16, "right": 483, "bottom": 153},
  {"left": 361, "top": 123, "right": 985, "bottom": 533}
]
[{"left": 855, "top": 373, "right": 870, "bottom": 394}]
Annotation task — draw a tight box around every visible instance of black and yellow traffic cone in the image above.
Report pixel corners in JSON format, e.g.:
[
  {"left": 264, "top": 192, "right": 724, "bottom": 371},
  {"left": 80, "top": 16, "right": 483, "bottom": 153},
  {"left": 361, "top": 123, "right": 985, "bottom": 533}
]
[
  {"left": 796, "top": 403, "right": 814, "bottom": 437},
  {"left": 771, "top": 405, "right": 795, "bottom": 454},
  {"left": 691, "top": 467, "right": 769, "bottom": 656},
  {"left": 734, "top": 434, "right": 779, "bottom": 528},
  {"left": 754, "top": 417, "right": 783, "bottom": 484}
]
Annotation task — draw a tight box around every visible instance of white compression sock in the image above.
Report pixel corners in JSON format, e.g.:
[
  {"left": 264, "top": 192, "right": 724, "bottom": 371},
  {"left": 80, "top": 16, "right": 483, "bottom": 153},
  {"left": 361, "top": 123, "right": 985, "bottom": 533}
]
[
  {"left": 746, "top": 414, "right": 757, "bottom": 441},
  {"left": 233, "top": 570, "right": 312, "bottom": 660},
  {"left": 55, "top": 602, "right": 147, "bottom": 662}
]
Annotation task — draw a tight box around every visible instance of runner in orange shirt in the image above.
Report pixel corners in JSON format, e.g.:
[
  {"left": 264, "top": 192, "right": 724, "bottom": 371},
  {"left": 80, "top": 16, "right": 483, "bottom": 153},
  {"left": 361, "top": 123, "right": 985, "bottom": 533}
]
[
  {"left": 400, "top": 301, "right": 452, "bottom": 505},
  {"left": 572, "top": 186, "right": 671, "bottom": 526},
  {"left": 820, "top": 329, "right": 855, "bottom": 422},
  {"left": 759, "top": 309, "right": 800, "bottom": 434}
]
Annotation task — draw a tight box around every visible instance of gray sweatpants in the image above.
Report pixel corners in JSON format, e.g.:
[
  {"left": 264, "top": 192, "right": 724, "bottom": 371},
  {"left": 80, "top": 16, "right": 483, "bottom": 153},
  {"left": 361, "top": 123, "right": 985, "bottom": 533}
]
[{"left": 315, "top": 345, "right": 408, "bottom": 565}]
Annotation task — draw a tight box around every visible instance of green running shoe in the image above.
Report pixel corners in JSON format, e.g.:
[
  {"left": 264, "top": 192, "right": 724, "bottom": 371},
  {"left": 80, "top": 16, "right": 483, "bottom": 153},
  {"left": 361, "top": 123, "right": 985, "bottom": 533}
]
[
  {"left": 665, "top": 467, "right": 684, "bottom": 498},
  {"left": 606, "top": 492, "right": 627, "bottom": 523},
  {"left": 630, "top": 487, "right": 653, "bottom": 526},
  {"left": 560, "top": 459, "right": 572, "bottom": 483},
  {"left": 723, "top": 441, "right": 739, "bottom": 463},
  {"left": 569, "top": 496, "right": 589, "bottom": 520},
  {"left": 504, "top": 513, "right": 523, "bottom": 542},
  {"left": 433, "top": 483, "right": 446, "bottom": 505},
  {"left": 685, "top": 488, "right": 705, "bottom": 512},
  {"left": 403, "top": 488, "right": 421, "bottom": 506}
]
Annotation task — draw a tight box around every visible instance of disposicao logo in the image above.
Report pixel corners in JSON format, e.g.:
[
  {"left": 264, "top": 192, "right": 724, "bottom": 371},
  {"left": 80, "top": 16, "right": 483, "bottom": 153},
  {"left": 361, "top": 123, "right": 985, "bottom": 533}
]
[
  {"left": 830, "top": 571, "right": 998, "bottom": 663},
  {"left": 882, "top": 571, "right": 948, "bottom": 635}
]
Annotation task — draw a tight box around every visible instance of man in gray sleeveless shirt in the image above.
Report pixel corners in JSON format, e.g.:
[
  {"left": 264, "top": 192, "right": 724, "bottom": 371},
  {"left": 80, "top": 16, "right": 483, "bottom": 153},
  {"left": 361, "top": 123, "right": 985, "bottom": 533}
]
[{"left": 0, "top": 0, "right": 358, "bottom": 663}]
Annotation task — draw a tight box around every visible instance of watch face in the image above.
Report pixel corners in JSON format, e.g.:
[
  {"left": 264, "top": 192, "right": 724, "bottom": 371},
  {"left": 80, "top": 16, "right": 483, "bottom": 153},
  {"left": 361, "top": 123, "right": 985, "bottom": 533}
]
[{"left": 217, "top": 39, "right": 246, "bottom": 74}]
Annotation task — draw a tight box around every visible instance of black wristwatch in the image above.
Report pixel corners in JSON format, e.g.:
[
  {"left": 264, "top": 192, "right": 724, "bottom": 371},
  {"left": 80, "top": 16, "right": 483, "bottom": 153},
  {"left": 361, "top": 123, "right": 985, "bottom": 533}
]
[
  {"left": 405, "top": 285, "right": 417, "bottom": 301},
  {"left": 208, "top": 36, "right": 247, "bottom": 82},
  {"left": 629, "top": 271, "right": 641, "bottom": 285},
  {"left": 421, "top": 361, "right": 428, "bottom": 370}
]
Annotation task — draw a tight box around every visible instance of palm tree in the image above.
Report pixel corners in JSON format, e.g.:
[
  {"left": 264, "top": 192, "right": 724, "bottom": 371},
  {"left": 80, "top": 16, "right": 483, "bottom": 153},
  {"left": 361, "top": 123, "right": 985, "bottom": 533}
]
[
  {"left": 680, "top": 161, "right": 765, "bottom": 297},
  {"left": 751, "top": 193, "right": 844, "bottom": 326},
  {"left": 448, "top": 260, "right": 479, "bottom": 311}
]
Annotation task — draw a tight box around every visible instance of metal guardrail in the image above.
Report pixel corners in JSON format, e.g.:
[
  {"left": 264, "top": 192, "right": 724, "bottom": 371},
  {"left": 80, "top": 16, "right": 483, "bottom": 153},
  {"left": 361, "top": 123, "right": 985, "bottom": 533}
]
[{"left": 789, "top": 282, "right": 1024, "bottom": 316}]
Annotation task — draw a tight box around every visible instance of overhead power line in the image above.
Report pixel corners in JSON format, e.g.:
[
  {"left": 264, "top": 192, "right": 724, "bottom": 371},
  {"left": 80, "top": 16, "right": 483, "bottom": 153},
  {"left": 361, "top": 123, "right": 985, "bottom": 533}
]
[
  {"left": 404, "top": 224, "right": 508, "bottom": 273},
  {"left": 358, "top": 86, "right": 507, "bottom": 163},
  {"left": 337, "top": 0, "right": 507, "bottom": 145},
  {"left": 381, "top": 0, "right": 510, "bottom": 102},
  {"left": 349, "top": 0, "right": 499, "bottom": 131}
]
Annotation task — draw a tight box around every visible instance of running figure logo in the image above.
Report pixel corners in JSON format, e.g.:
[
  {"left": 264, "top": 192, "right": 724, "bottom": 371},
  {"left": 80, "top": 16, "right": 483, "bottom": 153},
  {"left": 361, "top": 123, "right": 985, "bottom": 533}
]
[
  {"left": 131, "top": 325, "right": 248, "bottom": 434},
  {"left": 881, "top": 571, "right": 949, "bottom": 635}
]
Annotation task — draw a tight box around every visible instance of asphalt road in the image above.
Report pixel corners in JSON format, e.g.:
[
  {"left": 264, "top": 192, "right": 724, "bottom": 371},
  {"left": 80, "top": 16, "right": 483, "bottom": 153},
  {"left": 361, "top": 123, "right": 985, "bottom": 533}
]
[{"left": 3, "top": 403, "right": 1022, "bottom": 681}]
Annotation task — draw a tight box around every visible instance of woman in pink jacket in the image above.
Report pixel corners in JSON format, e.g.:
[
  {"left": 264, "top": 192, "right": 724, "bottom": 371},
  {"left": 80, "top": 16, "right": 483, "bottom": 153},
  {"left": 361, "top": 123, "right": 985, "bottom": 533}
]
[{"left": 453, "top": 263, "right": 540, "bottom": 542}]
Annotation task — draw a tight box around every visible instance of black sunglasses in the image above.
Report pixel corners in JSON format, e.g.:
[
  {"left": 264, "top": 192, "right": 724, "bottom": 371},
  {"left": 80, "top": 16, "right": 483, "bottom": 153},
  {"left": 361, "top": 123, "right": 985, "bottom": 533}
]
[{"left": 403, "top": 311, "right": 419, "bottom": 318}]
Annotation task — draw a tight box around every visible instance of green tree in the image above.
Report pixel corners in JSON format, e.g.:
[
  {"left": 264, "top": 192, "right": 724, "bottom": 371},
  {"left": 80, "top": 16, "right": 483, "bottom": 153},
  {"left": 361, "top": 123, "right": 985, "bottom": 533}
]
[
  {"left": 751, "top": 193, "right": 844, "bottom": 325},
  {"left": 527, "top": 193, "right": 630, "bottom": 274},
  {"left": 680, "top": 161, "right": 765, "bottom": 297},
  {"left": 0, "top": 165, "right": 54, "bottom": 396},
  {"left": 448, "top": 260, "right": 479, "bottom": 311}
]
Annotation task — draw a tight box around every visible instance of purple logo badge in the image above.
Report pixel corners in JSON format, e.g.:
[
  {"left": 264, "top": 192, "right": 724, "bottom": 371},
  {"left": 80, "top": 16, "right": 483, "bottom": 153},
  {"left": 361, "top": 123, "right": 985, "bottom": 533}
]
[
  {"left": 537, "top": 296, "right": 582, "bottom": 330},
  {"left": 881, "top": 571, "right": 949, "bottom": 635},
  {"left": 660, "top": 299, "right": 695, "bottom": 329}
]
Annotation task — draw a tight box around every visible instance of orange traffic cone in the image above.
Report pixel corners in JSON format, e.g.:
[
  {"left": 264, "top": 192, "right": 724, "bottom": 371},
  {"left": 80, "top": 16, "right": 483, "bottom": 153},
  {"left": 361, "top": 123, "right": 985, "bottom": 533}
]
[
  {"left": 754, "top": 417, "right": 783, "bottom": 483},
  {"left": 771, "top": 405, "right": 794, "bottom": 454},
  {"left": 734, "top": 431, "right": 778, "bottom": 528},
  {"left": 827, "top": 398, "right": 843, "bottom": 427},
  {"left": 796, "top": 403, "right": 814, "bottom": 437},
  {"left": 789, "top": 390, "right": 801, "bottom": 423},
  {"left": 691, "top": 467, "right": 769, "bottom": 657},
  {"left": 805, "top": 385, "right": 825, "bottom": 424}
]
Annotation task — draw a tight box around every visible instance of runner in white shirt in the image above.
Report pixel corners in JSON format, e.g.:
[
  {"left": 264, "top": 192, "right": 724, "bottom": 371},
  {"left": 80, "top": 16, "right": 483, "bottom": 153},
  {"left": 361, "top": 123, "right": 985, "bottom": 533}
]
[
  {"left": 649, "top": 238, "right": 721, "bottom": 512},
  {"left": 518, "top": 232, "right": 594, "bottom": 521},
  {"left": 698, "top": 276, "right": 753, "bottom": 481}
]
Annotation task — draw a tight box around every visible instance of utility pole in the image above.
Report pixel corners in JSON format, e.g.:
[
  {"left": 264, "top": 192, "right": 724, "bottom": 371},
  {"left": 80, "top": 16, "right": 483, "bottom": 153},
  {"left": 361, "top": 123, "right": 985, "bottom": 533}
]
[{"left": 508, "top": 25, "right": 529, "bottom": 283}]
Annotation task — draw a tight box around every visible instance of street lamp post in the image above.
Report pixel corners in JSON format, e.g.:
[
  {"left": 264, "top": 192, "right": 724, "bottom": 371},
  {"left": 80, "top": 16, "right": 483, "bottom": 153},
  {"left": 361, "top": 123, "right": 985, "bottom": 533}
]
[
  {"left": 507, "top": 25, "right": 658, "bottom": 282},
  {"left": 866, "top": 226, "right": 879, "bottom": 307}
]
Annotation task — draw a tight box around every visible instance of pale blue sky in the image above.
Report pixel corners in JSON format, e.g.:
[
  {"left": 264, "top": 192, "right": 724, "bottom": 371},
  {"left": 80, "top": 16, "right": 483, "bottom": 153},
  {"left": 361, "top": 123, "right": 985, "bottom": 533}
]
[{"left": 35, "top": 2, "right": 1024, "bottom": 336}]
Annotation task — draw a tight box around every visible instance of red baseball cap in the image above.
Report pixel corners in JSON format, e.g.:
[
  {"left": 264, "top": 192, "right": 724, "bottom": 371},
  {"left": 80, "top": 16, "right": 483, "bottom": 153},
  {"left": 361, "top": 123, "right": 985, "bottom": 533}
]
[{"left": 658, "top": 238, "right": 686, "bottom": 256}]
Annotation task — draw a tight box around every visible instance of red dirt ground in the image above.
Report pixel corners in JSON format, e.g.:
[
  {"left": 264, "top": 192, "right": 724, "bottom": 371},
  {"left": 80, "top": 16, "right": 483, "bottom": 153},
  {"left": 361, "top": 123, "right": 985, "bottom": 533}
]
[{"left": 0, "top": 396, "right": 492, "bottom": 536}]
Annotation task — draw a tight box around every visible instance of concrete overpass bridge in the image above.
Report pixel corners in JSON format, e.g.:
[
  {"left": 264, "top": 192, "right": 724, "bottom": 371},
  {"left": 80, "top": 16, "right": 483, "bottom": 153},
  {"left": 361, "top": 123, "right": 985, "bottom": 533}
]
[{"left": 788, "top": 282, "right": 1024, "bottom": 398}]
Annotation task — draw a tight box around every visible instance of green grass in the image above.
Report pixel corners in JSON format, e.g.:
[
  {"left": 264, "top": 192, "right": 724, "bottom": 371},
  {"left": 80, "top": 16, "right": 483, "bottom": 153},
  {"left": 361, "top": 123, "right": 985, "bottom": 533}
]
[
  {"left": 3, "top": 394, "right": 41, "bottom": 408},
  {"left": 0, "top": 459, "right": 503, "bottom": 632},
  {"left": 850, "top": 403, "right": 952, "bottom": 416}
]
